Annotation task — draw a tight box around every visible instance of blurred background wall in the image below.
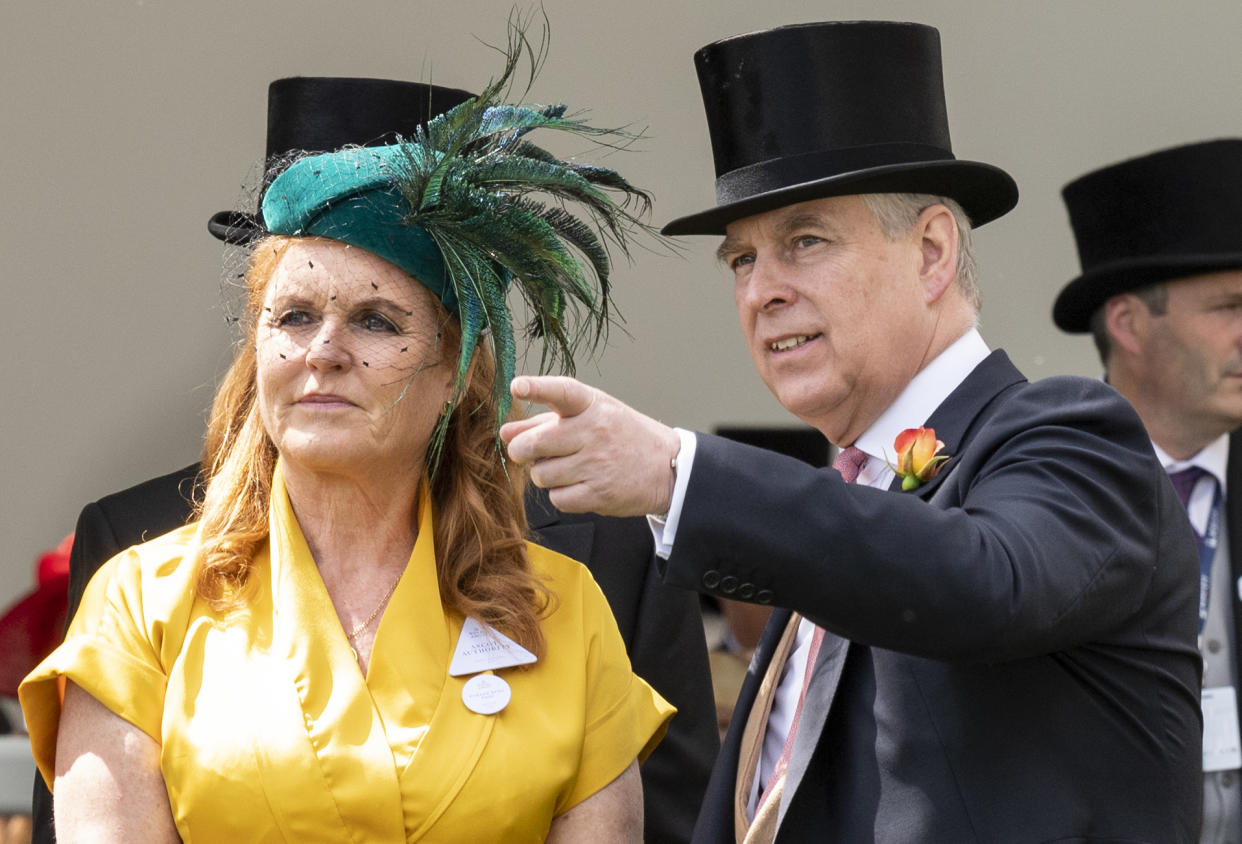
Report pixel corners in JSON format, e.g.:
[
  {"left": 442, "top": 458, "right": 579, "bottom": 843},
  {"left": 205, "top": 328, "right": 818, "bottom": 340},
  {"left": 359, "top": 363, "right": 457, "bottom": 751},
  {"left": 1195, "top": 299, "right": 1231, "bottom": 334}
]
[{"left": 4, "top": 0, "right": 1242, "bottom": 606}]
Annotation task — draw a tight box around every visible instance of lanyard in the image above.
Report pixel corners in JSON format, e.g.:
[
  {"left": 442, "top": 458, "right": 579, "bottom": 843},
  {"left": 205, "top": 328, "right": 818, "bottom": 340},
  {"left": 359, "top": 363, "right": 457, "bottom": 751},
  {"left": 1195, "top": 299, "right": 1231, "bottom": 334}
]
[{"left": 1198, "top": 481, "right": 1223, "bottom": 635}]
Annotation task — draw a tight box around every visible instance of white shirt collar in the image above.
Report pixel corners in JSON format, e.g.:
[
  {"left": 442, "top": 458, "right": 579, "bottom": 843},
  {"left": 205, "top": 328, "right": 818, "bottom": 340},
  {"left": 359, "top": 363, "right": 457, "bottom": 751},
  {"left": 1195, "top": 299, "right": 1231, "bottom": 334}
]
[
  {"left": 853, "top": 328, "right": 991, "bottom": 467},
  {"left": 1153, "top": 433, "right": 1230, "bottom": 495}
]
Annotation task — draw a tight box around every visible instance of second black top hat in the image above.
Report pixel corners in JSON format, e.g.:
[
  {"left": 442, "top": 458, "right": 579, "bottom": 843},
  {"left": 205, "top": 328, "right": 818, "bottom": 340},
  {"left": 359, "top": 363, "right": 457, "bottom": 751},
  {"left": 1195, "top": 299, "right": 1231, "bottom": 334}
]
[
  {"left": 1054, "top": 138, "right": 1242, "bottom": 332},
  {"left": 207, "top": 76, "right": 474, "bottom": 244},
  {"left": 662, "top": 21, "right": 1018, "bottom": 236}
]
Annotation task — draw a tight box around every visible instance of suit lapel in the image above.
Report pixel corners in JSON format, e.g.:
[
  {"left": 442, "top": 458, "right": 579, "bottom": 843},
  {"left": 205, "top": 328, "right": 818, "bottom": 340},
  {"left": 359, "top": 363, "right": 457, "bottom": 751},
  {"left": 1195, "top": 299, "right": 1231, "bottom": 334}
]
[
  {"left": 766, "top": 351, "right": 1026, "bottom": 825},
  {"left": 749, "top": 346, "right": 1018, "bottom": 832},
  {"left": 888, "top": 350, "right": 1027, "bottom": 496},
  {"left": 776, "top": 630, "right": 850, "bottom": 829}
]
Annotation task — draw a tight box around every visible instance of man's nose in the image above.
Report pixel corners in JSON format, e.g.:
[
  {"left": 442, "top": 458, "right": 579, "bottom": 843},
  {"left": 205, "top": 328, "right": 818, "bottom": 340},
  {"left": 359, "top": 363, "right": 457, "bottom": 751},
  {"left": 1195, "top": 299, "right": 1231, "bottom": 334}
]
[{"left": 742, "top": 257, "right": 795, "bottom": 312}]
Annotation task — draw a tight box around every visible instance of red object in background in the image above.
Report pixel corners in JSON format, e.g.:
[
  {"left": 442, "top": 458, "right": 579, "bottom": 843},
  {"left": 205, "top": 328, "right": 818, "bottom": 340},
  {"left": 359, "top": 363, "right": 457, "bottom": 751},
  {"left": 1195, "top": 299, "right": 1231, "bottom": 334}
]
[{"left": 0, "top": 534, "right": 72, "bottom": 697}]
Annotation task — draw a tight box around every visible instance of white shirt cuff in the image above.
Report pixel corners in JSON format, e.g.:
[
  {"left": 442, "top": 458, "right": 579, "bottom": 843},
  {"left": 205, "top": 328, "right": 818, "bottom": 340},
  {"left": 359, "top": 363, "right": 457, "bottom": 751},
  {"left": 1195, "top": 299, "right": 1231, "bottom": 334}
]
[{"left": 647, "top": 428, "right": 697, "bottom": 559}]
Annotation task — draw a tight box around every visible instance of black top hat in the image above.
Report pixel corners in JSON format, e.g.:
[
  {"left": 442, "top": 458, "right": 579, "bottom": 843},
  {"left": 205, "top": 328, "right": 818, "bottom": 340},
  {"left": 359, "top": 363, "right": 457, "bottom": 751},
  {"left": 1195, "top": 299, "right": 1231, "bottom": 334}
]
[
  {"left": 207, "top": 76, "right": 474, "bottom": 244},
  {"left": 1053, "top": 139, "right": 1242, "bottom": 332},
  {"left": 661, "top": 21, "right": 1018, "bottom": 236}
]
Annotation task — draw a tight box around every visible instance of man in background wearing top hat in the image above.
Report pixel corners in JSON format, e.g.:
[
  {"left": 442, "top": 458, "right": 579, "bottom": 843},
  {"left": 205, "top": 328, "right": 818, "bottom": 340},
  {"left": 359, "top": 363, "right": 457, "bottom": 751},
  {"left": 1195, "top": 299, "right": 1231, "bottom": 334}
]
[
  {"left": 501, "top": 20, "right": 1203, "bottom": 842},
  {"left": 1054, "top": 139, "right": 1242, "bottom": 844},
  {"left": 29, "top": 76, "right": 718, "bottom": 844}
]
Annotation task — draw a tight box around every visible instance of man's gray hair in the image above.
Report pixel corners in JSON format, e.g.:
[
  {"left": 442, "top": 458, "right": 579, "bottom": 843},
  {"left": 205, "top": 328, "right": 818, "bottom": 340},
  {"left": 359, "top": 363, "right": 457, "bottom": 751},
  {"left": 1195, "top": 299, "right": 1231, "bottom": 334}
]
[
  {"left": 861, "top": 193, "right": 979, "bottom": 310},
  {"left": 1089, "top": 282, "right": 1169, "bottom": 365}
]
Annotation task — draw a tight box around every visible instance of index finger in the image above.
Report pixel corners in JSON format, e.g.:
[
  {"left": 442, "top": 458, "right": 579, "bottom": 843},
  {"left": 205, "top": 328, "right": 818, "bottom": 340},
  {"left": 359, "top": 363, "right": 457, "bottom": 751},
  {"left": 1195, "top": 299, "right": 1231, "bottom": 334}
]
[
  {"left": 510, "top": 375, "right": 595, "bottom": 419},
  {"left": 498, "top": 410, "right": 557, "bottom": 445}
]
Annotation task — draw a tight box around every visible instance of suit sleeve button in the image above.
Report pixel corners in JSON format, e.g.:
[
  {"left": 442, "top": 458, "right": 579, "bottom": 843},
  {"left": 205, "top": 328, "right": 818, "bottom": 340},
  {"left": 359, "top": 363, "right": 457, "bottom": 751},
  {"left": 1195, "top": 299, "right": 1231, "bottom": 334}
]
[
  {"left": 702, "top": 570, "right": 722, "bottom": 589},
  {"left": 720, "top": 575, "right": 739, "bottom": 594},
  {"left": 737, "top": 583, "right": 756, "bottom": 600},
  {"left": 756, "top": 589, "right": 774, "bottom": 604}
]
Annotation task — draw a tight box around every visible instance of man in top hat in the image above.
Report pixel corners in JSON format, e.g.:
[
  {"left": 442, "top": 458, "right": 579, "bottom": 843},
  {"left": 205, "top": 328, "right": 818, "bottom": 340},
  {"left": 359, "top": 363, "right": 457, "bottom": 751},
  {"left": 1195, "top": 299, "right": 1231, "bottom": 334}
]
[
  {"left": 30, "top": 76, "right": 718, "bottom": 844},
  {"left": 501, "top": 20, "right": 1203, "bottom": 842},
  {"left": 1054, "top": 138, "right": 1242, "bottom": 843}
]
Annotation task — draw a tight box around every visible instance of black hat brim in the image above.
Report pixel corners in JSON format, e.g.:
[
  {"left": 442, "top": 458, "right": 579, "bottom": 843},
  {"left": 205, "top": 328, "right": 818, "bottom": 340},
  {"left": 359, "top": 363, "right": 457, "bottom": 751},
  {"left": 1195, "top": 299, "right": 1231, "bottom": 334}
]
[
  {"left": 208, "top": 210, "right": 265, "bottom": 245},
  {"left": 1053, "top": 252, "right": 1242, "bottom": 333},
  {"left": 661, "top": 159, "right": 1018, "bottom": 236}
]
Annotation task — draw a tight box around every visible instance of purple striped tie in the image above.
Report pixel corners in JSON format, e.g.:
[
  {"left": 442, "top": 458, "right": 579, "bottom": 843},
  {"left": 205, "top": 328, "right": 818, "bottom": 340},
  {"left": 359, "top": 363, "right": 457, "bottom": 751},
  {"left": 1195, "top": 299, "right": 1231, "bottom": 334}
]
[{"left": 1167, "top": 465, "right": 1206, "bottom": 546}]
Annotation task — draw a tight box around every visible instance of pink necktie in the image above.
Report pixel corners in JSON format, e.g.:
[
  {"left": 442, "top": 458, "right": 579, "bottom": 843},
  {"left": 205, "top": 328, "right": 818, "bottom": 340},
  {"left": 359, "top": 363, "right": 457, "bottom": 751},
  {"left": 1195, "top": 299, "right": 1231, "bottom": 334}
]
[
  {"left": 833, "top": 445, "right": 868, "bottom": 484},
  {"left": 761, "top": 445, "right": 868, "bottom": 799}
]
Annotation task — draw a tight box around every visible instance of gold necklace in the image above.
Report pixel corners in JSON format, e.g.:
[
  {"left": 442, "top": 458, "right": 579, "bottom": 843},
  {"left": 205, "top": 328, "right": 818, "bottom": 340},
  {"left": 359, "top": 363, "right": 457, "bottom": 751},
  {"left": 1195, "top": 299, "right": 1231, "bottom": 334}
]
[{"left": 346, "top": 573, "right": 402, "bottom": 643}]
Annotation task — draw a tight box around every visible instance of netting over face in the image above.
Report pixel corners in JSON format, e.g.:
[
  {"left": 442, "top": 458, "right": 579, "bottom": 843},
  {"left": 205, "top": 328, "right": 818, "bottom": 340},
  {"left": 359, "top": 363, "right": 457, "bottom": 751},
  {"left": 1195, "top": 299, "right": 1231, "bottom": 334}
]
[
  {"left": 251, "top": 236, "right": 457, "bottom": 478},
  {"left": 219, "top": 150, "right": 325, "bottom": 336},
  {"left": 219, "top": 16, "right": 666, "bottom": 465}
]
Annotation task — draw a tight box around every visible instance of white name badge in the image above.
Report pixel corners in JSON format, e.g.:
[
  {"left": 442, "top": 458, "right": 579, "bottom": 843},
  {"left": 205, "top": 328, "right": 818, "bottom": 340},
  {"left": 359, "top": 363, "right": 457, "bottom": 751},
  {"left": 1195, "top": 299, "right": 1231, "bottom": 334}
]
[
  {"left": 1202, "top": 686, "right": 1242, "bottom": 773},
  {"left": 462, "top": 673, "right": 511, "bottom": 715},
  {"left": 449, "top": 617, "right": 537, "bottom": 676}
]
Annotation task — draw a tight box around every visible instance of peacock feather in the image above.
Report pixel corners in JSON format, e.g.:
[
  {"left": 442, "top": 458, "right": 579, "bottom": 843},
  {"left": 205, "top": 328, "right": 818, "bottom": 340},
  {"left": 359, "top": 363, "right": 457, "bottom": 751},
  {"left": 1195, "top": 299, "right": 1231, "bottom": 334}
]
[
  {"left": 261, "top": 13, "right": 659, "bottom": 473},
  {"left": 386, "top": 16, "right": 657, "bottom": 468}
]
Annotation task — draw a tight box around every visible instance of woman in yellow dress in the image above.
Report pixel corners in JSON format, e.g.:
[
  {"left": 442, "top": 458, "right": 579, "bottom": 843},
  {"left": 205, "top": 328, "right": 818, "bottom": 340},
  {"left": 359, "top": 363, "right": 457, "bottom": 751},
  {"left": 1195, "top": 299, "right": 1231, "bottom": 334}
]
[{"left": 20, "top": 38, "right": 672, "bottom": 842}]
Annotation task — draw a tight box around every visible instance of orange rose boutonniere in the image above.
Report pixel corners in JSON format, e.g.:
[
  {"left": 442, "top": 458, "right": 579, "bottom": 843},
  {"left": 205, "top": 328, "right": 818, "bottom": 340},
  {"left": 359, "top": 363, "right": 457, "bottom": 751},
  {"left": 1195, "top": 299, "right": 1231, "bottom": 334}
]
[{"left": 890, "top": 427, "right": 949, "bottom": 490}]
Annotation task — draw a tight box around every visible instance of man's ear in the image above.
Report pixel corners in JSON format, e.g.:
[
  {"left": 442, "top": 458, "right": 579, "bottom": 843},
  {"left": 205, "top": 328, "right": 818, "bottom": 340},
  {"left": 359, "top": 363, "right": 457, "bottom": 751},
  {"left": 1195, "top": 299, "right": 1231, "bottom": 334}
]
[
  {"left": 916, "top": 204, "right": 958, "bottom": 304},
  {"left": 1104, "top": 294, "right": 1146, "bottom": 357}
]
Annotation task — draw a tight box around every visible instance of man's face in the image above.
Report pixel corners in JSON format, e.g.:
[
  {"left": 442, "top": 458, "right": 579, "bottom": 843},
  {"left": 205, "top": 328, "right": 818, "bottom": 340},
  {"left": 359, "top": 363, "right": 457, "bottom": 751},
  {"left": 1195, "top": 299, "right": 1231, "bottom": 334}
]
[
  {"left": 1133, "top": 270, "right": 1242, "bottom": 437},
  {"left": 718, "top": 194, "right": 934, "bottom": 444}
]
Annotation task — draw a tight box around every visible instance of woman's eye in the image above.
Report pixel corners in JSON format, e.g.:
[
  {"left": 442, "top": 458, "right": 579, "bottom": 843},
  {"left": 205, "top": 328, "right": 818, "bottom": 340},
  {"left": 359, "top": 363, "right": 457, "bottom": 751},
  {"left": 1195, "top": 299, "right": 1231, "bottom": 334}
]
[
  {"left": 795, "top": 235, "right": 822, "bottom": 249},
  {"left": 360, "top": 312, "right": 397, "bottom": 333},
  {"left": 730, "top": 253, "right": 755, "bottom": 271},
  {"left": 275, "top": 309, "right": 313, "bottom": 328}
]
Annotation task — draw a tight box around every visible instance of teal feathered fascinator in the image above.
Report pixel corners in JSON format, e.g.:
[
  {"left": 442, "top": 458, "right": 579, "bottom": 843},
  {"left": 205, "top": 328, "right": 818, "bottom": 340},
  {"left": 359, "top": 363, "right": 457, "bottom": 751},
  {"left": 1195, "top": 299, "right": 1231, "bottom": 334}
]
[{"left": 261, "top": 26, "right": 654, "bottom": 469}]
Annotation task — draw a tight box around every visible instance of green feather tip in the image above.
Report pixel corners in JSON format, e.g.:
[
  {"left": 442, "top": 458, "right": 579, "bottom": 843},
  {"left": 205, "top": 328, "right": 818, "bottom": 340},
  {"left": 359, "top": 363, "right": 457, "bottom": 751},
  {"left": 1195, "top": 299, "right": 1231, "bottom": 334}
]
[{"left": 387, "top": 14, "right": 661, "bottom": 469}]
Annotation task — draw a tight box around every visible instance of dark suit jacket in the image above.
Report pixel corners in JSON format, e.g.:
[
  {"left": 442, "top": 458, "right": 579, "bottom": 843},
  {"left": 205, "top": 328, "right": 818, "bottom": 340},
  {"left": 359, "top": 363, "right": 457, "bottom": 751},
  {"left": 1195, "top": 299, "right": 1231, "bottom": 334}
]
[
  {"left": 1221, "top": 430, "right": 1242, "bottom": 819},
  {"left": 667, "top": 351, "right": 1203, "bottom": 843},
  {"left": 33, "top": 466, "right": 717, "bottom": 844}
]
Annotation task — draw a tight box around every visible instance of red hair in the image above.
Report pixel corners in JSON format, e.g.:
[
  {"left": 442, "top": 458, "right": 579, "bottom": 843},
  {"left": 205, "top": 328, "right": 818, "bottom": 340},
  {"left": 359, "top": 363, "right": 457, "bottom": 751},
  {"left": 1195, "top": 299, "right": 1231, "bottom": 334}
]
[{"left": 196, "top": 236, "right": 548, "bottom": 653}]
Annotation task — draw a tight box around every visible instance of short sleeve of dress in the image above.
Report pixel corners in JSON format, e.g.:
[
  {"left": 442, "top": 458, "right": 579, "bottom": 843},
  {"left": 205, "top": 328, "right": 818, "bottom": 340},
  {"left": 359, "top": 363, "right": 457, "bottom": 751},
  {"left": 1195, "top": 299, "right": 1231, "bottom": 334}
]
[
  {"left": 555, "top": 562, "right": 675, "bottom": 815},
  {"left": 18, "top": 533, "right": 191, "bottom": 790}
]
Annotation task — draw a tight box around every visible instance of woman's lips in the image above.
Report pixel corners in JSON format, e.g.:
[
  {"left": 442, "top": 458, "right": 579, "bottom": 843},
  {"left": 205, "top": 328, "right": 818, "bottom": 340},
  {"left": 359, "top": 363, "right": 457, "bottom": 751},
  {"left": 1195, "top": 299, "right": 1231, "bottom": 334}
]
[{"left": 298, "top": 393, "right": 355, "bottom": 407}]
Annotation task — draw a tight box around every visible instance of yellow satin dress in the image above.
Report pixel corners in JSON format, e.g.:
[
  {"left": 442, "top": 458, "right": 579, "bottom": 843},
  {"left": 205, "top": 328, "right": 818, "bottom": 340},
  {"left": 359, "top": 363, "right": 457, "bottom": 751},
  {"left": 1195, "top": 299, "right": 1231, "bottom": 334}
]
[{"left": 20, "top": 469, "right": 673, "bottom": 842}]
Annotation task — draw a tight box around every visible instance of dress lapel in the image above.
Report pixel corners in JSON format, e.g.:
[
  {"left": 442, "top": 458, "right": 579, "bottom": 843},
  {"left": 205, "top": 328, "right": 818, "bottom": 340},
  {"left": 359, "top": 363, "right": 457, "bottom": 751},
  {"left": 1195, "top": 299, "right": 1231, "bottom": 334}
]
[
  {"left": 266, "top": 465, "right": 407, "bottom": 840},
  {"left": 367, "top": 481, "right": 502, "bottom": 839},
  {"left": 267, "top": 467, "right": 497, "bottom": 840}
]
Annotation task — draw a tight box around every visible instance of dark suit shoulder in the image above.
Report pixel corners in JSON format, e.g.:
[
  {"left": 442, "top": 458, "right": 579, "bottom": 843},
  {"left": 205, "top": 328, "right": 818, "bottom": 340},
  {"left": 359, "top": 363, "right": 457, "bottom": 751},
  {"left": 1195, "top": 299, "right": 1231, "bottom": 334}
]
[
  {"left": 930, "top": 353, "right": 1150, "bottom": 463},
  {"left": 92, "top": 463, "right": 202, "bottom": 537},
  {"left": 963, "top": 374, "right": 1161, "bottom": 482},
  {"left": 67, "top": 463, "right": 202, "bottom": 634},
  {"left": 1012, "top": 372, "right": 1146, "bottom": 419}
]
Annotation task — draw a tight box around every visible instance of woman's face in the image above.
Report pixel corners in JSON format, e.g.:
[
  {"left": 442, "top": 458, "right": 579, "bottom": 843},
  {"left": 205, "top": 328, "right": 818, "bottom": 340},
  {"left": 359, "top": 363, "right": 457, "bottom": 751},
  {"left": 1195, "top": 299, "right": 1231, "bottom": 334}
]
[{"left": 255, "top": 238, "right": 456, "bottom": 481}]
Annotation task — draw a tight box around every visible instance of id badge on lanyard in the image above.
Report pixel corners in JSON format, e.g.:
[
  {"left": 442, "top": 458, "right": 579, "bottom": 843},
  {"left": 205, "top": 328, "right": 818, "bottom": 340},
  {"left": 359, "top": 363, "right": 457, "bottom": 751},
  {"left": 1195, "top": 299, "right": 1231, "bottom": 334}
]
[
  {"left": 1198, "top": 483, "right": 1223, "bottom": 635},
  {"left": 1198, "top": 483, "right": 1238, "bottom": 772}
]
